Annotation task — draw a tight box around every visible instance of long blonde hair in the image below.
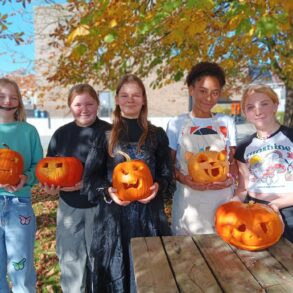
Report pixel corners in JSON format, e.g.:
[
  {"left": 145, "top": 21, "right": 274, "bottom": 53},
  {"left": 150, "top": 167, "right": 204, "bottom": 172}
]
[
  {"left": 108, "top": 74, "right": 149, "bottom": 156},
  {"left": 0, "top": 78, "right": 26, "bottom": 121}
]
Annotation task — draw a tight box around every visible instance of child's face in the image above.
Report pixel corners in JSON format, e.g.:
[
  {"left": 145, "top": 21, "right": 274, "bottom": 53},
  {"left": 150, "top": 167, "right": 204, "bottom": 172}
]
[
  {"left": 244, "top": 92, "right": 278, "bottom": 129},
  {"left": 189, "top": 76, "right": 221, "bottom": 117},
  {"left": 116, "top": 82, "right": 144, "bottom": 119},
  {"left": 0, "top": 86, "right": 19, "bottom": 122},
  {"left": 70, "top": 92, "right": 99, "bottom": 127}
]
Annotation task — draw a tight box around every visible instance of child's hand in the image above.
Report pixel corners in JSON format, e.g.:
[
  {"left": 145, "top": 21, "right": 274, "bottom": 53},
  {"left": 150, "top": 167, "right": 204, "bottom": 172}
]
[
  {"left": 182, "top": 175, "right": 209, "bottom": 191},
  {"left": 1, "top": 174, "right": 27, "bottom": 193},
  {"left": 39, "top": 183, "right": 60, "bottom": 196},
  {"left": 209, "top": 174, "right": 234, "bottom": 190},
  {"left": 138, "top": 182, "right": 159, "bottom": 204},
  {"left": 60, "top": 181, "right": 82, "bottom": 192},
  {"left": 108, "top": 187, "right": 131, "bottom": 206}
]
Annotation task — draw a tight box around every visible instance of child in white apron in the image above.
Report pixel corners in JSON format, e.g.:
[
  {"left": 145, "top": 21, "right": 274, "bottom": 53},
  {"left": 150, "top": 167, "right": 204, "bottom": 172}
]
[{"left": 167, "top": 62, "right": 237, "bottom": 235}]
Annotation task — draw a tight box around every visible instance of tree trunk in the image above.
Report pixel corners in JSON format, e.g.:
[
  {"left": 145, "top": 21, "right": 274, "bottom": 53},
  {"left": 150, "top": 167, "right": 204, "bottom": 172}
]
[{"left": 283, "top": 86, "right": 293, "bottom": 128}]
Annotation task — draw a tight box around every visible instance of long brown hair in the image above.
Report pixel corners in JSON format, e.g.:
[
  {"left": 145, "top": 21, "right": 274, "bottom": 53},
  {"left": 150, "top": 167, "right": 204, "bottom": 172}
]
[
  {"left": 108, "top": 74, "right": 149, "bottom": 156},
  {"left": 0, "top": 78, "right": 26, "bottom": 121}
]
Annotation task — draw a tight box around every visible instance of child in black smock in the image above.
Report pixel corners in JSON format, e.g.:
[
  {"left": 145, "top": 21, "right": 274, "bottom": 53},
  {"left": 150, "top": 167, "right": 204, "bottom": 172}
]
[
  {"left": 82, "top": 75, "right": 174, "bottom": 293},
  {"left": 41, "top": 84, "right": 111, "bottom": 293}
]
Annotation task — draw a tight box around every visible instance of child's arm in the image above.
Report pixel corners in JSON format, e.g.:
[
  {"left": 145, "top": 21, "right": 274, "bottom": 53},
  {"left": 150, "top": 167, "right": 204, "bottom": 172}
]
[{"left": 233, "top": 160, "right": 249, "bottom": 202}]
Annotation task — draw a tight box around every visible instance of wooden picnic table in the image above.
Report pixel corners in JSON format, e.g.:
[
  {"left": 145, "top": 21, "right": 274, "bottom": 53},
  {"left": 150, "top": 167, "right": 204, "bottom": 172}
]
[{"left": 131, "top": 234, "right": 293, "bottom": 293}]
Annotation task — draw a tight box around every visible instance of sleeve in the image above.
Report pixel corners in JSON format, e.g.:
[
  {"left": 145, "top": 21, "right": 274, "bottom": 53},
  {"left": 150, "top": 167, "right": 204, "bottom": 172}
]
[
  {"left": 81, "top": 132, "right": 111, "bottom": 204},
  {"left": 234, "top": 141, "right": 249, "bottom": 163},
  {"left": 24, "top": 127, "right": 43, "bottom": 187},
  {"left": 155, "top": 127, "right": 176, "bottom": 200},
  {"left": 166, "top": 117, "right": 180, "bottom": 151},
  {"left": 47, "top": 129, "right": 59, "bottom": 157}
]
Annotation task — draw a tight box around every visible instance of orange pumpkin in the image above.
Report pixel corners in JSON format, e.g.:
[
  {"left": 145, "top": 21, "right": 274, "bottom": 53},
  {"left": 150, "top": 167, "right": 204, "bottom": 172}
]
[
  {"left": 112, "top": 151, "right": 153, "bottom": 202},
  {"left": 36, "top": 157, "right": 83, "bottom": 187},
  {"left": 185, "top": 150, "right": 228, "bottom": 183},
  {"left": 215, "top": 201, "right": 283, "bottom": 251},
  {"left": 0, "top": 144, "right": 24, "bottom": 185}
]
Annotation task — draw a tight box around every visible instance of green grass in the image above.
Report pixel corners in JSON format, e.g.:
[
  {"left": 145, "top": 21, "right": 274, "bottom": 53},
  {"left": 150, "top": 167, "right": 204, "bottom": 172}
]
[{"left": 32, "top": 186, "right": 61, "bottom": 293}]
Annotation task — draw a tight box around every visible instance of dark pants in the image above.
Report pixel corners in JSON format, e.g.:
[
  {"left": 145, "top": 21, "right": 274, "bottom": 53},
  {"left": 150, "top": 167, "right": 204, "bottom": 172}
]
[{"left": 245, "top": 194, "right": 293, "bottom": 243}]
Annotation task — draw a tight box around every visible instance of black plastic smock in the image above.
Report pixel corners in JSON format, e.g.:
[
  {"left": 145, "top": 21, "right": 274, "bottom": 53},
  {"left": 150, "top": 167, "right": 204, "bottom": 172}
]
[{"left": 82, "top": 118, "right": 175, "bottom": 292}]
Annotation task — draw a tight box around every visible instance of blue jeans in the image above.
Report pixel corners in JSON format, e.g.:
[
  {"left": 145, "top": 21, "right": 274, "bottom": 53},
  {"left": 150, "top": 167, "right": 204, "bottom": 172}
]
[{"left": 0, "top": 196, "right": 36, "bottom": 293}]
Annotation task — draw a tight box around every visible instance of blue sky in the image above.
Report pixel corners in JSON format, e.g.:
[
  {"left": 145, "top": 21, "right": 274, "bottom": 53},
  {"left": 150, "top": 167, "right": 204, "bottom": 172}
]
[{"left": 0, "top": 0, "right": 63, "bottom": 76}]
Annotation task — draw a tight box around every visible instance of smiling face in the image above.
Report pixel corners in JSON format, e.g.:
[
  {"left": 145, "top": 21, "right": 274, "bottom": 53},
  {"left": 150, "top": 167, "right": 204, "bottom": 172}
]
[
  {"left": 189, "top": 76, "right": 221, "bottom": 118},
  {"left": 244, "top": 92, "right": 278, "bottom": 131},
  {"left": 70, "top": 92, "right": 99, "bottom": 127},
  {"left": 0, "top": 86, "right": 19, "bottom": 122},
  {"left": 115, "top": 81, "right": 145, "bottom": 119}
]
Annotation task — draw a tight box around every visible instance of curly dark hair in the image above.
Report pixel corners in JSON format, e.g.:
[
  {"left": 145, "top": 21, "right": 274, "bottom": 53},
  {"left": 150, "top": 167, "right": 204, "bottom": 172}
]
[{"left": 186, "top": 62, "right": 226, "bottom": 88}]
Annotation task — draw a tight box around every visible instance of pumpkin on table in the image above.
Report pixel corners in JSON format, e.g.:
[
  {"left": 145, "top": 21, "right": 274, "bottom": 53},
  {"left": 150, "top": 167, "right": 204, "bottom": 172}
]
[
  {"left": 185, "top": 150, "right": 229, "bottom": 184},
  {"left": 36, "top": 157, "right": 83, "bottom": 187},
  {"left": 215, "top": 201, "right": 283, "bottom": 251},
  {"left": 0, "top": 144, "right": 24, "bottom": 185},
  {"left": 112, "top": 151, "right": 153, "bottom": 202}
]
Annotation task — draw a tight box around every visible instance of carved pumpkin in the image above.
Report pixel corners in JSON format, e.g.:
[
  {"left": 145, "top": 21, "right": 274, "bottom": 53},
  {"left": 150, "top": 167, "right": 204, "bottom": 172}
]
[
  {"left": 185, "top": 150, "right": 228, "bottom": 183},
  {"left": 36, "top": 157, "right": 83, "bottom": 187},
  {"left": 0, "top": 144, "right": 24, "bottom": 185},
  {"left": 215, "top": 201, "right": 283, "bottom": 251},
  {"left": 112, "top": 151, "right": 153, "bottom": 202}
]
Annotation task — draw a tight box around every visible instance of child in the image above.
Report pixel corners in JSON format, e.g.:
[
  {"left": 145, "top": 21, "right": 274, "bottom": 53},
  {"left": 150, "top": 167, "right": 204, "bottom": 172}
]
[
  {"left": 0, "top": 78, "right": 43, "bottom": 293},
  {"left": 234, "top": 84, "right": 293, "bottom": 242},
  {"left": 82, "top": 74, "right": 174, "bottom": 292},
  {"left": 166, "top": 62, "right": 237, "bottom": 235},
  {"left": 41, "top": 84, "right": 111, "bottom": 292}
]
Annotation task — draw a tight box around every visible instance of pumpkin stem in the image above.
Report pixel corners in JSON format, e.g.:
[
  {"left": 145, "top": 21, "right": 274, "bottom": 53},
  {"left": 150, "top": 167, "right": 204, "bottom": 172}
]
[
  {"left": 116, "top": 150, "right": 131, "bottom": 161},
  {"left": 248, "top": 200, "right": 255, "bottom": 206},
  {"left": 2, "top": 143, "right": 9, "bottom": 149}
]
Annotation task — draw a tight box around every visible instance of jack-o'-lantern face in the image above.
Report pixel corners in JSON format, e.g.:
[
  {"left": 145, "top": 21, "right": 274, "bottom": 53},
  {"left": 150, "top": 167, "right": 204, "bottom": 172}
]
[
  {"left": 215, "top": 201, "right": 283, "bottom": 251},
  {"left": 36, "top": 157, "right": 83, "bottom": 187},
  {"left": 185, "top": 150, "right": 228, "bottom": 183},
  {"left": 112, "top": 151, "right": 153, "bottom": 202},
  {"left": 0, "top": 145, "right": 24, "bottom": 185}
]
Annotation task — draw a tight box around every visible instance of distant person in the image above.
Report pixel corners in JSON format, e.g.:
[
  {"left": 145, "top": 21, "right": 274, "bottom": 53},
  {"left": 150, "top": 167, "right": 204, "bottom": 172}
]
[
  {"left": 82, "top": 74, "right": 174, "bottom": 292},
  {"left": 166, "top": 62, "right": 237, "bottom": 235},
  {"left": 0, "top": 78, "right": 43, "bottom": 293},
  {"left": 41, "top": 84, "right": 111, "bottom": 292},
  {"left": 234, "top": 84, "right": 293, "bottom": 242}
]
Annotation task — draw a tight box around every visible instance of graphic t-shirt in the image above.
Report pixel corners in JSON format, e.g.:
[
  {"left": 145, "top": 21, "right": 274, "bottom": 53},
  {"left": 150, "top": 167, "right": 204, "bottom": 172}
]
[{"left": 235, "top": 126, "right": 293, "bottom": 194}]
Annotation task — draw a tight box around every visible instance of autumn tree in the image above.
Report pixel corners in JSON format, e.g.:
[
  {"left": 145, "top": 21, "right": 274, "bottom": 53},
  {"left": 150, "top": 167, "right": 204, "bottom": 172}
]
[{"left": 48, "top": 0, "right": 292, "bottom": 126}]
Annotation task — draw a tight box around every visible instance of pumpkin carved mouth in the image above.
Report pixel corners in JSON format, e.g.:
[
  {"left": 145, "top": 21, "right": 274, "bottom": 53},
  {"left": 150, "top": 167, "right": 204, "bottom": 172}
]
[
  {"left": 123, "top": 179, "right": 140, "bottom": 189},
  {"left": 0, "top": 169, "right": 12, "bottom": 174}
]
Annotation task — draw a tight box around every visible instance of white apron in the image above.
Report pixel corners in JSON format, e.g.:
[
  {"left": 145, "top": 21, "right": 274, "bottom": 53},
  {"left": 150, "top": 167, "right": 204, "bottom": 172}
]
[{"left": 172, "top": 114, "right": 234, "bottom": 235}]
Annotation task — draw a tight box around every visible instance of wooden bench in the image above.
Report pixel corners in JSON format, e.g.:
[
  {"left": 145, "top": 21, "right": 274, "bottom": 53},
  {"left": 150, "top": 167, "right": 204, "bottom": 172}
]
[{"left": 131, "top": 235, "right": 293, "bottom": 292}]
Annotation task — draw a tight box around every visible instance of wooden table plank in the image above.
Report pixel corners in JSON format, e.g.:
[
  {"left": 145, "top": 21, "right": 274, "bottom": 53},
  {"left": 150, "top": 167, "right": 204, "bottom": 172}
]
[
  {"left": 193, "top": 234, "right": 263, "bottom": 292},
  {"left": 162, "top": 235, "right": 222, "bottom": 293},
  {"left": 234, "top": 247, "right": 293, "bottom": 292},
  {"left": 131, "top": 237, "right": 178, "bottom": 293},
  {"left": 268, "top": 238, "right": 293, "bottom": 276}
]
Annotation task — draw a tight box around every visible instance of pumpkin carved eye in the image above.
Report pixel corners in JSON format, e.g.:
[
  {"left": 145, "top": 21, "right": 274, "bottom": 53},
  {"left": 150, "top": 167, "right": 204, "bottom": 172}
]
[
  {"left": 121, "top": 169, "right": 128, "bottom": 175},
  {"left": 56, "top": 163, "right": 62, "bottom": 168},
  {"left": 42, "top": 163, "right": 49, "bottom": 168}
]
